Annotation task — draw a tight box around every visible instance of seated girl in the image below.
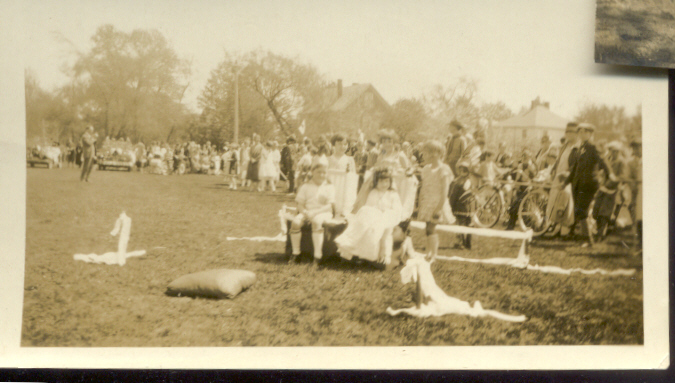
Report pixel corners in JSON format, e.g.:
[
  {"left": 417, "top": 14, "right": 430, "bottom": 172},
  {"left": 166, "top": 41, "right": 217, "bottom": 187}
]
[
  {"left": 289, "top": 157, "right": 336, "bottom": 266},
  {"left": 335, "top": 167, "right": 403, "bottom": 268},
  {"left": 354, "top": 129, "right": 416, "bottom": 219}
]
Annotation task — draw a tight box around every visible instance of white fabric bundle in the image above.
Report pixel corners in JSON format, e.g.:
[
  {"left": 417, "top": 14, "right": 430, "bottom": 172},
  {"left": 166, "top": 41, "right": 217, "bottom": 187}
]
[
  {"left": 74, "top": 212, "right": 146, "bottom": 266},
  {"left": 387, "top": 256, "right": 527, "bottom": 322}
]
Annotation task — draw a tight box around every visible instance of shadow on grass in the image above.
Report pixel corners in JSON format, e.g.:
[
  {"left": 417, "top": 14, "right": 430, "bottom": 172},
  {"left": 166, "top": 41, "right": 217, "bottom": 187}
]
[
  {"left": 254, "top": 250, "right": 384, "bottom": 273},
  {"left": 530, "top": 240, "right": 571, "bottom": 251},
  {"left": 319, "top": 256, "right": 384, "bottom": 273},
  {"left": 254, "top": 252, "right": 288, "bottom": 265}
]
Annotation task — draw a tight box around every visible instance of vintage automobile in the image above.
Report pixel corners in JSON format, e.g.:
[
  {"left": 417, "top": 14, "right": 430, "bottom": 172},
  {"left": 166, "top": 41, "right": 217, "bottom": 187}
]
[
  {"left": 27, "top": 145, "right": 60, "bottom": 169},
  {"left": 97, "top": 141, "right": 135, "bottom": 171}
]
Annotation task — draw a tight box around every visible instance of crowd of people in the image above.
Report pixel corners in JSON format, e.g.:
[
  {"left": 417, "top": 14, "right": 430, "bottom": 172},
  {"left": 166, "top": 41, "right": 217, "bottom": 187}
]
[
  {"left": 57, "top": 118, "right": 641, "bottom": 263},
  {"left": 281, "top": 120, "right": 642, "bottom": 267}
]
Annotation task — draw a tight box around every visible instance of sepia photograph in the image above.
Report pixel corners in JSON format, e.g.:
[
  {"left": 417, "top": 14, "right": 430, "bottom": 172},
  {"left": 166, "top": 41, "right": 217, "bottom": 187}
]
[
  {"left": 0, "top": 0, "right": 669, "bottom": 370},
  {"left": 595, "top": 0, "right": 675, "bottom": 68}
]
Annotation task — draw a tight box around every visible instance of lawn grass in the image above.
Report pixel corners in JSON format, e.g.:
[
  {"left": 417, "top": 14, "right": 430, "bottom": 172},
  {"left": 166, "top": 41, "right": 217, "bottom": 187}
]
[
  {"left": 22, "top": 167, "right": 643, "bottom": 346},
  {"left": 595, "top": 0, "right": 675, "bottom": 67}
]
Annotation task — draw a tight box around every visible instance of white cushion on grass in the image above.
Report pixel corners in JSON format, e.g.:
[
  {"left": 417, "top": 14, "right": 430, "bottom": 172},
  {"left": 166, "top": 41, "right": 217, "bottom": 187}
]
[{"left": 166, "top": 269, "right": 256, "bottom": 299}]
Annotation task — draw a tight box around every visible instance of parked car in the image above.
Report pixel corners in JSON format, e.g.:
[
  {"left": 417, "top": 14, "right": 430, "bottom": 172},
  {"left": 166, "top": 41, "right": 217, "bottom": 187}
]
[
  {"left": 27, "top": 146, "right": 60, "bottom": 169},
  {"left": 97, "top": 142, "right": 135, "bottom": 171}
]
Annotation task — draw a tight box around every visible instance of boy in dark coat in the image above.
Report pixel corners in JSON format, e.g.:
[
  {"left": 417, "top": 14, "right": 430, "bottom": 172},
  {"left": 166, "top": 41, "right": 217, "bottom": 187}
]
[{"left": 448, "top": 160, "right": 473, "bottom": 249}]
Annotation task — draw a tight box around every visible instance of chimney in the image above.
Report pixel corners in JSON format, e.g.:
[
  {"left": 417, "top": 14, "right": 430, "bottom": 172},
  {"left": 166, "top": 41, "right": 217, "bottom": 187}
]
[
  {"left": 543, "top": 102, "right": 550, "bottom": 109},
  {"left": 337, "top": 79, "right": 343, "bottom": 98}
]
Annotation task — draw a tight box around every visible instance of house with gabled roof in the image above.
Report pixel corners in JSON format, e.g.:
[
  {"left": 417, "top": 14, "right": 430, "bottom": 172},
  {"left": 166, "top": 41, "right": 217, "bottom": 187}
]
[
  {"left": 494, "top": 97, "right": 570, "bottom": 149},
  {"left": 301, "top": 79, "right": 391, "bottom": 138}
]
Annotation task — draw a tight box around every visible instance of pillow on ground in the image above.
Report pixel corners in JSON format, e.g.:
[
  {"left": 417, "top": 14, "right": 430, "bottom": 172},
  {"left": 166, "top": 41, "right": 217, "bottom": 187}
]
[{"left": 166, "top": 269, "right": 256, "bottom": 299}]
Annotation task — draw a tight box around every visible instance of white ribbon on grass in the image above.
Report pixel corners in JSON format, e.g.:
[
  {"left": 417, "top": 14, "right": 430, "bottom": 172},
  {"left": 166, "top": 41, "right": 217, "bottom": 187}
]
[{"left": 413, "top": 221, "right": 637, "bottom": 276}]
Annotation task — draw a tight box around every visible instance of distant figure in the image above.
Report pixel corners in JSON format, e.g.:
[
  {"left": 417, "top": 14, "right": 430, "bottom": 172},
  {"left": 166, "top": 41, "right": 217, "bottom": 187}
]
[
  {"left": 247, "top": 134, "right": 263, "bottom": 190},
  {"left": 445, "top": 120, "right": 468, "bottom": 174},
  {"left": 80, "top": 126, "right": 97, "bottom": 182},
  {"left": 280, "top": 135, "right": 298, "bottom": 193},
  {"left": 448, "top": 160, "right": 473, "bottom": 249}
]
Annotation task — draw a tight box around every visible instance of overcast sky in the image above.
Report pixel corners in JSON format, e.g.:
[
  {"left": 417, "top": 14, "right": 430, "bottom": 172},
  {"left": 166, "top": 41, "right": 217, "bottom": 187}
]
[{"left": 22, "top": 0, "right": 654, "bottom": 119}]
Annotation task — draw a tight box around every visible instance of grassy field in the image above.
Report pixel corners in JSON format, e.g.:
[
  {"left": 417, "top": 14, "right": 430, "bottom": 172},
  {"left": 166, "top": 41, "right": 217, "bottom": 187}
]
[
  {"left": 595, "top": 0, "right": 675, "bottom": 67},
  {"left": 22, "top": 167, "right": 643, "bottom": 346}
]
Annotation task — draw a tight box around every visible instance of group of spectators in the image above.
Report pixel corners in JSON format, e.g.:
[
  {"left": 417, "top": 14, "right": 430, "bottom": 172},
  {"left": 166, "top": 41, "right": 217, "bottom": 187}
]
[
  {"left": 442, "top": 120, "right": 642, "bottom": 247},
  {"left": 279, "top": 119, "right": 642, "bottom": 254},
  {"left": 61, "top": 119, "right": 642, "bottom": 250}
]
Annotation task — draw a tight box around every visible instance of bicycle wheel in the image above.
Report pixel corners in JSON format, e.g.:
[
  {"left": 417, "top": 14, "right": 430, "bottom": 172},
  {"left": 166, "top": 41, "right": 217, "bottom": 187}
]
[
  {"left": 474, "top": 185, "right": 502, "bottom": 228},
  {"left": 517, "top": 188, "right": 550, "bottom": 236}
]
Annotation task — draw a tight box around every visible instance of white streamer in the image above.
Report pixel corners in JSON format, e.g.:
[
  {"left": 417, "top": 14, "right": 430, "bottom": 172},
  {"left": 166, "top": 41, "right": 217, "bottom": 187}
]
[
  {"left": 436, "top": 251, "right": 636, "bottom": 277},
  {"left": 226, "top": 233, "right": 286, "bottom": 242},
  {"left": 525, "top": 264, "right": 636, "bottom": 276},
  {"left": 73, "top": 212, "right": 146, "bottom": 266}
]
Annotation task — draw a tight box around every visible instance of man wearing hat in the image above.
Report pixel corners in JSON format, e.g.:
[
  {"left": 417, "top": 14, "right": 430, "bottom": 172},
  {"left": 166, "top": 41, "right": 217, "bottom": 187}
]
[
  {"left": 552, "top": 122, "right": 580, "bottom": 178},
  {"left": 80, "top": 125, "right": 97, "bottom": 182},
  {"left": 445, "top": 120, "right": 468, "bottom": 174},
  {"left": 563, "top": 122, "right": 611, "bottom": 240}
]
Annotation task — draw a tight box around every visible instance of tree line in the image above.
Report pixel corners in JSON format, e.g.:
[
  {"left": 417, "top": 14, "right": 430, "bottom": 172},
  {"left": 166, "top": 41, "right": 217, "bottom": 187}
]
[{"left": 26, "top": 24, "right": 641, "bottom": 148}]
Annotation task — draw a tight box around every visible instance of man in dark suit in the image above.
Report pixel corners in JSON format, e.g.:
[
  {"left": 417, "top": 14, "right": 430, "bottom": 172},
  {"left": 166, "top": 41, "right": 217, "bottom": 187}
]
[
  {"left": 444, "top": 120, "right": 468, "bottom": 174},
  {"left": 564, "top": 122, "right": 611, "bottom": 239},
  {"left": 280, "top": 135, "right": 298, "bottom": 194},
  {"left": 80, "top": 126, "right": 97, "bottom": 182}
]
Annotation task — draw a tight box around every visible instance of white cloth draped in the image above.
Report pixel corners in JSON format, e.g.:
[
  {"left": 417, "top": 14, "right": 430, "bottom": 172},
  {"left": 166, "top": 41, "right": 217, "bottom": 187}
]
[{"left": 386, "top": 257, "right": 527, "bottom": 322}]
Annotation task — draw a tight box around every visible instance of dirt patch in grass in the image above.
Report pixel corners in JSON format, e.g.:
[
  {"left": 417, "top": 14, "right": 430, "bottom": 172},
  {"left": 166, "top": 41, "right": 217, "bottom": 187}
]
[{"left": 22, "top": 167, "right": 643, "bottom": 346}]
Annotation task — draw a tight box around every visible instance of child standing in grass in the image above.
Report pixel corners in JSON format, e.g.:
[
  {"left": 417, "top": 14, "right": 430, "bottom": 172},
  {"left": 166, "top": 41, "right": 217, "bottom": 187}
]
[
  {"left": 448, "top": 160, "right": 473, "bottom": 250},
  {"left": 289, "top": 157, "right": 335, "bottom": 267},
  {"left": 416, "top": 140, "right": 454, "bottom": 260},
  {"left": 592, "top": 167, "right": 617, "bottom": 242}
]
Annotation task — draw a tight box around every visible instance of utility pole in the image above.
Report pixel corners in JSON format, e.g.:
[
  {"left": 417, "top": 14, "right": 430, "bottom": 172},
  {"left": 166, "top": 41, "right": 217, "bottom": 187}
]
[{"left": 234, "top": 67, "right": 245, "bottom": 145}]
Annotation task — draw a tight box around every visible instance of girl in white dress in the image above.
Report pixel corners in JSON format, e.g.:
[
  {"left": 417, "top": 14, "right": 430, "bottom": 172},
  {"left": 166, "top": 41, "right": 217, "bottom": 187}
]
[
  {"left": 335, "top": 167, "right": 402, "bottom": 266},
  {"left": 417, "top": 140, "right": 454, "bottom": 260},
  {"left": 258, "top": 141, "right": 277, "bottom": 192},
  {"left": 271, "top": 141, "right": 282, "bottom": 188},
  {"left": 328, "top": 134, "right": 356, "bottom": 173}
]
